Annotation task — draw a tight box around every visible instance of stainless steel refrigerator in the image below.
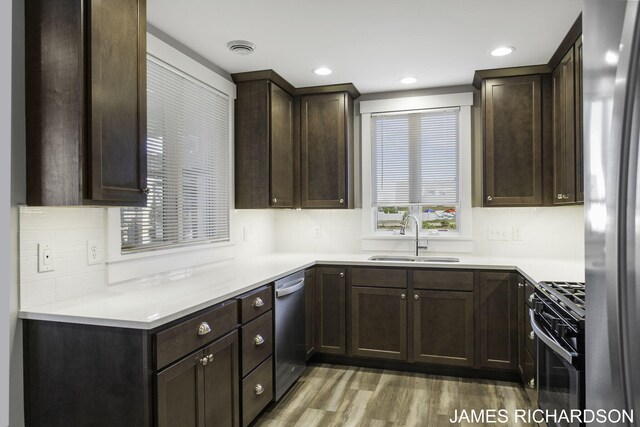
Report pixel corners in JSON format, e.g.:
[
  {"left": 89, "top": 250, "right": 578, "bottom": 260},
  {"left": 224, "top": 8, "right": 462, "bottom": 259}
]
[{"left": 584, "top": 0, "right": 640, "bottom": 423}]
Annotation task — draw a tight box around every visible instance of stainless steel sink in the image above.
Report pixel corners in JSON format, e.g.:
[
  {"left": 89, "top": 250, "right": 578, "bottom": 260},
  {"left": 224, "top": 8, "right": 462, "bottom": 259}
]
[
  {"left": 368, "top": 255, "right": 460, "bottom": 263},
  {"left": 368, "top": 255, "right": 418, "bottom": 262}
]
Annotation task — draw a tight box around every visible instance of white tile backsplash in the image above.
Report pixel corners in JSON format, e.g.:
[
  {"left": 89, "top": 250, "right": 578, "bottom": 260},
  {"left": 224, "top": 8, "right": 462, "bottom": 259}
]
[
  {"left": 19, "top": 203, "right": 584, "bottom": 310},
  {"left": 19, "top": 207, "right": 108, "bottom": 308}
]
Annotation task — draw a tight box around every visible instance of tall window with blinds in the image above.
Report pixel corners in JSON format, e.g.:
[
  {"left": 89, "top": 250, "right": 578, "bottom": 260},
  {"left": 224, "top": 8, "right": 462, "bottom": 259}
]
[
  {"left": 371, "top": 108, "right": 460, "bottom": 233},
  {"left": 120, "top": 56, "right": 230, "bottom": 252}
]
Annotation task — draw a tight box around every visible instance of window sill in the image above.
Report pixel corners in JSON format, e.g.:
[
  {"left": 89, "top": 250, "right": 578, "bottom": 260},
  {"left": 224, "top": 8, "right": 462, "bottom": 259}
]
[{"left": 362, "top": 234, "right": 472, "bottom": 241}]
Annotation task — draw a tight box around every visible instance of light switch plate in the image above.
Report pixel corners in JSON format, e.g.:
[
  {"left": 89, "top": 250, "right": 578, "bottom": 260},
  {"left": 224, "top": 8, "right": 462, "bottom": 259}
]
[{"left": 38, "top": 242, "right": 55, "bottom": 272}]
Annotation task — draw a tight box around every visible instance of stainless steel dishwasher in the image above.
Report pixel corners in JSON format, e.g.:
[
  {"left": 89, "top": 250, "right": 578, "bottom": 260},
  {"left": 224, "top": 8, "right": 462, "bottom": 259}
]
[{"left": 274, "top": 270, "right": 306, "bottom": 401}]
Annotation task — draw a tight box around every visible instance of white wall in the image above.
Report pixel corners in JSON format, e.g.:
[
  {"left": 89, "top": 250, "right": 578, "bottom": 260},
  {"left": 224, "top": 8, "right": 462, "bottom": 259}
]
[{"left": 274, "top": 206, "right": 585, "bottom": 261}]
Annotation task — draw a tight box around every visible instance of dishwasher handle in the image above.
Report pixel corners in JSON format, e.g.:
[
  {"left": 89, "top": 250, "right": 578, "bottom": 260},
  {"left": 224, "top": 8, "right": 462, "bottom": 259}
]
[{"left": 275, "top": 278, "right": 305, "bottom": 298}]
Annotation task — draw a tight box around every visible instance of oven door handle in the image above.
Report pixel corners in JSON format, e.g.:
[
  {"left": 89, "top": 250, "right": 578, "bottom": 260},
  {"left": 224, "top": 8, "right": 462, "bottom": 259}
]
[{"left": 529, "top": 309, "right": 576, "bottom": 364}]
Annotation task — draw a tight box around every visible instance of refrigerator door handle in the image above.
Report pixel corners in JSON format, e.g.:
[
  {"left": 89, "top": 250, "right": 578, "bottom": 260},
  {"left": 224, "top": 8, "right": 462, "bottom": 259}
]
[{"left": 616, "top": 0, "right": 640, "bottom": 416}]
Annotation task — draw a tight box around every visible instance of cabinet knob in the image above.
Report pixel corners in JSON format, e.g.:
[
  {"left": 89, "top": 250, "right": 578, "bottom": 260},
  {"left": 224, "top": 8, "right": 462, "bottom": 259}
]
[
  {"left": 401, "top": 293, "right": 406, "bottom": 300},
  {"left": 339, "top": 198, "right": 344, "bottom": 204},
  {"left": 272, "top": 198, "right": 277, "bottom": 204},
  {"left": 255, "top": 384, "right": 265, "bottom": 395},
  {"left": 339, "top": 272, "right": 344, "bottom": 278},
  {"left": 518, "top": 282, "right": 524, "bottom": 288},
  {"left": 528, "top": 378, "right": 536, "bottom": 389},
  {"left": 529, "top": 331, "right": 535, "bottom": 340},
  {"left": 142, "top": 187, "right": 150, "bottom": 195},
  {"left": 197, "top": 322, "right": 212, "bottom": 336},
  {"left": 414, "top": 294, "right": 419, "bottom": 300},
  {"left": 254, "top": 334, "right": 265, "bottom": 346},
  {"left": 252, "top": 297, "right": 264, "bottom": 308},
  {"left": 200, "top": 357, "right": 209, "bottom": 366},
  {"left": 528, "top": 294, "right": 536, "bottom": 303},
  {"left": 486, "top": 195, "right": 493, "bottom": 201}
]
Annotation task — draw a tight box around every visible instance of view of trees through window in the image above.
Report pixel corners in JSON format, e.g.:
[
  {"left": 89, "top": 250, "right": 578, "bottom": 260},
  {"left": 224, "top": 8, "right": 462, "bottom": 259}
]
[{"left": 376, "top": 205, "right": 457, "bottom": 232}]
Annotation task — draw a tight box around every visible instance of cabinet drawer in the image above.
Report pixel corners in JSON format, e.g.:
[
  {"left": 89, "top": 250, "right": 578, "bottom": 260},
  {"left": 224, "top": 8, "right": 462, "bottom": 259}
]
[
  {"left": 413, "top": 270, "right": 474, "bottom": 291},
  {"left": 238, "top": 286, "right": 273, "bottom": 324},
  {"left": 351, "top": 268, "right": 406, "bottom": 288},
  {"left": 242, "top": 311, "right": 273, "bottom": 377},
  {"left": 242, "top": 356, "right": 273, "bottom": 427},
  {"left": 155, "top": 301, "right": 238, "bottom": 369}
]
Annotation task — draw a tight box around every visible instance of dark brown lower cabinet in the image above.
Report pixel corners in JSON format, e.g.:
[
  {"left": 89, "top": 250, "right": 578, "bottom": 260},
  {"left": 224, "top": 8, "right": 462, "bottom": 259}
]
[
  {"left": 305, "top": 268, "right": 316, "bottom": 359},
  {"left": 315, "top": 267, "right": 346, "bottom": 355},
  {"left": 413, "top": 290, "right": 474, "bottom": 367},
  {"left": 478, "top": 272, "right": 518, "bottom": 370},
  {"left": 156, "top": 331, "right": 240, "bottom": 427},
  {"left": 350, "top": 286, "right": 407, "bottom": 360}
]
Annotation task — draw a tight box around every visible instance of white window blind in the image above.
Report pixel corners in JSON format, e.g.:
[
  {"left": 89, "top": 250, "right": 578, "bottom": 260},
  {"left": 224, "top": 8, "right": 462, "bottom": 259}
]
[
  {"left": 120, "top": 56, "right": 230, "bottom": 253},
  {"left": 371, "top": 108, "right": 460, "bottom": 206}
]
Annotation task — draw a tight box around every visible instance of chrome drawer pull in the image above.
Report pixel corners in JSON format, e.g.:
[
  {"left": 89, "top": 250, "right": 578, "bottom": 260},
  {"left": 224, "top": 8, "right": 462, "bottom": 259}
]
[
  {"left": 528, "top": 294, "right": 535, "bottom": 303},
  {"left": 254, "top": 334, "right": 265, "bottom": 346},
  {"left": 252, "top": 297, "right": 264, "bottom": 308},
  {"left": 529, "top": 331, "right": 535, "bottom": 340},
  {"left": 528, "top": 378, "right": 535, "bottom": 389},
  {"left": 255, "top": 384, "right": 265, "bottom": 395},
  {"left": 197, "top": 322, "right": 212, "bottom": 336}
]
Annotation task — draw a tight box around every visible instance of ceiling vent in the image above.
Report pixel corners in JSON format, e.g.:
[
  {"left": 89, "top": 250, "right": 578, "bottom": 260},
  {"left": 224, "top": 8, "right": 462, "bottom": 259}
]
[{"left": 227, "top": 40, "right": 256, "bottom": 55}]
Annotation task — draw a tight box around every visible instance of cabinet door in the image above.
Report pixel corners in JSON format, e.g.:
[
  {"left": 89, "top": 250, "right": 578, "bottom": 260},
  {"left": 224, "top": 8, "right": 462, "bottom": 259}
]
[
  {"left": 552, "top": 47, "right": 576, "bottom": 204},
  {"left": 300, "top": 93, "right": 347, "bottom": 208},
  {"left": 413, "top": 290, "right": 474, "bottom": 367},
  {"left": 203, "top": 331, "right": 240, "bottom": 427},
  {"left": 305, "top": 268, "right": 316, "bottom": 359},
  {"left": 156, "top": 350, "right": 204, "bottom": 427},
  {"left": 88, "top": 0, "right": 147, "bottom": 205},
  {"left": 574, "top": 36, "right": 584, "bottom": 204},
  {"left": 315, "top": 267, "right": 346, "bottom": 354},
  {"left": 517, "top": 276, "right": 526, "bottom": 382},
  {"left": 484, "top": 75, "right": 542, "bottom": 206},
  {"left": 269, "top": 83, "right": 294, "bottom": 207},
  {"left": 351, "top": 287, "right": 407, "bottom": 361},
  {"left": 478, "top": 272, "right": 518, "bottom": 370}
]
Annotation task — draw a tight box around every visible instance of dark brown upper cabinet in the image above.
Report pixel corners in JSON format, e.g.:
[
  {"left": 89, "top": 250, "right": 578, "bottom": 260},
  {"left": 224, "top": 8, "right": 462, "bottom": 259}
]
[
  {"left": 233, "top": 72, "right": 295, "bottom": 209},
  {"left": 25, "top": 0, "right": 147, "bottom": 206},
  {"left": 300, "top": 91, "right": 355, "bottom": 208},
  {"left": 575, "top": 36, "right": 584, "bottom": 204},
  {"left": 552, "top": 48, "right": 576, "bottom": 204},
  {"left": 482, "top": 75, "right": 543, "bottom": 207}
]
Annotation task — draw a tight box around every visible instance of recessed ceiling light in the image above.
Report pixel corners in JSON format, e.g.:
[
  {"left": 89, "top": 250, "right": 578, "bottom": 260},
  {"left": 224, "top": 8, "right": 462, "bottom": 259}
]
[
  {"left": 400, "top": 77, "right": 417, "bottom": 84},
  {"left": 491, "top": 46, "right": 515, "bottom": 57},
  {"left": 314, "top": 67, "right": 332, "bottom": 76}
]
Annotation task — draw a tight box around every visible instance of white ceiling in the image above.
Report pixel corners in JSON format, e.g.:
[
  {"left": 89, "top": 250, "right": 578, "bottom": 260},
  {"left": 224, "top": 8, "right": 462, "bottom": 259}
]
[{"left": 148, "top": 0, "right": 582, "bottom": 94}]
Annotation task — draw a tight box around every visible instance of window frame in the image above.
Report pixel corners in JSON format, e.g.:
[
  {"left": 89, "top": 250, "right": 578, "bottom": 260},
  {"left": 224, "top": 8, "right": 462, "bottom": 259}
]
[
  {"left": 360, "top": 93, "right": 473, "bottom": 241},
  {"left": 106, "top": 33, "right": 236, "bottom": 271}
]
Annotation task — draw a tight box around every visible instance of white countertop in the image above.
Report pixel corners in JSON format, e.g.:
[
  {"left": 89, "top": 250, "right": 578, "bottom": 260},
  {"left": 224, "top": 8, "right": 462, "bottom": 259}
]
[{"left": 18, "top": 253, "right": 585, "bottom": 329}]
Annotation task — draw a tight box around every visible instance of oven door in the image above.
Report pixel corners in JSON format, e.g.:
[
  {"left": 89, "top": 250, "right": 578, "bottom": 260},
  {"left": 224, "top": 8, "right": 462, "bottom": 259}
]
[{"left": 530, "top": 310, "right": 584, "bottom": 427}]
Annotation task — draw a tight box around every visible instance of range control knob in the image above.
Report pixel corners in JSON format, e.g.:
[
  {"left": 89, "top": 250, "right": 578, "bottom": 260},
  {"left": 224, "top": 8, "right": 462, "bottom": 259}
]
[
  {"left": 533, "top": 300, "right": 545, "bottom": 314},
  {"left": 555, "top": 323, "right": 569, "bottom": 339}
]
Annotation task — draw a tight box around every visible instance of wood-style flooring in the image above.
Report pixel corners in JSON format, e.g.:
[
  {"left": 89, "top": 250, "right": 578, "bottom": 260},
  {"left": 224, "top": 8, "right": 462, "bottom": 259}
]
[{"left": 254, "top": 364, "right": 535, "bottom": 427}]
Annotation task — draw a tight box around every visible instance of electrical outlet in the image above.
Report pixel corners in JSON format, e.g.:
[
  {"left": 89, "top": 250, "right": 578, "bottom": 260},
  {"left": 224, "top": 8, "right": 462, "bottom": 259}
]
[
  {"left": 313, "top": 226, "right": 322, "bottom": 238},
  {"left": 487, "top": 226, "right": 509, "bottom": 241},
  {"left": 38, "top": 242, "right": 55, "bottom": 272},
  {"left": 513, "top": 226, "right": 524, "bottom": 241},
  {"left": 87, "top": 239, "right": 102, "bottom": 265}
]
